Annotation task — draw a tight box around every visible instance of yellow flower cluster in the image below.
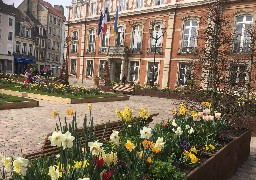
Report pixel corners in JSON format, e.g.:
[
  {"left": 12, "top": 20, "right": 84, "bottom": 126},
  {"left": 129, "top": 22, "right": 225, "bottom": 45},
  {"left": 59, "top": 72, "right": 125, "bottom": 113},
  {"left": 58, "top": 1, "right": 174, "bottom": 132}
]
[
  {"left": 100, "top": 151, "right": 118, "bottom": 165},
  {"left": 115, "top": 106, "right": 134, "bottom": 122},
  {"left": 139, "top": 108, "right": 151, "bottom": 119},
  {"left": 201, "top": 102, "right": 212, "bottom": 108},
  {"left": 73, "top": 160, "right": 88, "bottom": 169},
  {"left": 179, "top": 102, "right": 188, "bottom": 116},
  {"left": 205, "top": 144, "right": 215, "bottom": 151},
  {"left": 125, "top": 140, "right": 135, "bottom": 152},
  {"left": 191, "top": 110, "right": 197, "bottom": 120},
  {"left": 183, "top": 147, "right": 199, "bottom": 164},
  {"left": 66, "top": 109, "right": 75, "bottom": 116}
]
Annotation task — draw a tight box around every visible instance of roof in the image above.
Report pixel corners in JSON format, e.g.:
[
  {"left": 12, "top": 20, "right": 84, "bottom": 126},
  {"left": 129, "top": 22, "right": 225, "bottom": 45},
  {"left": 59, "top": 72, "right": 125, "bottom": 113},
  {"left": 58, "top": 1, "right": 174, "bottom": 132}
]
[
  {"left": 0, "top": 2, "right": 27, "bottom": 23},
  {"left": 26, "top": 12, "right": 42, "bottom": 26},
  {"left": 0, "top": 1, "right": 16, "bottom": 17},
  {"left": 36, "top": 0, "right": 65, "bottom": 20}
]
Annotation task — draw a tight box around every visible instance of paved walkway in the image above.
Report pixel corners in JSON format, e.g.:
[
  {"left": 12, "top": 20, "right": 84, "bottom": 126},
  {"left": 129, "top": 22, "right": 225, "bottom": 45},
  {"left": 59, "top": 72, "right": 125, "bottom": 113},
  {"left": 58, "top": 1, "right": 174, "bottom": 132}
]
[{"left": 0, "top": 95, "right": 255, "bottom": 179}]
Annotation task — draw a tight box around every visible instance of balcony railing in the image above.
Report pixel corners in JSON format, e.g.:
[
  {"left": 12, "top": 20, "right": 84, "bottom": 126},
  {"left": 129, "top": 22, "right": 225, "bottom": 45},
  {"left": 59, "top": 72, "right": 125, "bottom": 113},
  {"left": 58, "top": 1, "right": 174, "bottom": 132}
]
[
  {"left": 147, "top": 47, "right": 163, "bottom": 54},
  {"left": 180, "top": 47, "right": 196, "bottom": 54},
  {"left": 130, "top": 48, "right": 142, "bottom": 54},
  {"left": 99, "top": 47, "right": 108, "bottom": 53},
  {"left": 107, "top": 46, "right": 129, "bottom": 57}
]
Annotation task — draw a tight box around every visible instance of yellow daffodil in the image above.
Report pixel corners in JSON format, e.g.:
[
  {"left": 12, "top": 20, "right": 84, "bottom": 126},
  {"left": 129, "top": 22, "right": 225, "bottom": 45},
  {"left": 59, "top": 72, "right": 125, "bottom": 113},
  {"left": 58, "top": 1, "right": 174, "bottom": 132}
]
[
  {"left": 52, "top": 111, "right": 59, "bottom": 119},
  {"left": 209, "top": 144, "right": 215, "bottom": 150},
  {"left": 66, "top": 109, "right": 75, "bottom": 116},
  {"left": 146, "top": 156, "right": 152, "bottom": 164},
  {"left": 190, "top": 147, "right": 198, "bottom": 154},
  {"left": 189, "top": 153, "right": 198, "bottom": 163},
  {"left": 125, "top": 140, "right": 135, "bottom": 152},
  {"left": 88, "top": 104, "right": 92, "bottom": 110}
]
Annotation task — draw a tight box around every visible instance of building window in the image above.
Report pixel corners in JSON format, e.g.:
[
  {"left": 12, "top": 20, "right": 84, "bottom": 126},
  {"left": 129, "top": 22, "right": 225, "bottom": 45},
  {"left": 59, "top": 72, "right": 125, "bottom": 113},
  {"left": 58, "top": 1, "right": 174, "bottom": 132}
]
[
  {"left": 6, "top": 60, "right": 12, "bottom": 73},
  {"left": 53, "top": 28, "right": 56, "bottom": 36},
  {"left": 101, "top": 29, "right": 109, "bottom": 52},
  {"left": 52, "top": 41, "right": 56, "bottom": 50},
  {"left": 48, "top": 52, "right": 51, "bottom": 60},
  {"left": 54, "top": 17, "right": 57, "bottom": 24},
  {"left": 234, "top": 15, "right": 253, "bottom": 53},
  {"left": 48, "top": 39, "right": 51, "bottom": 49},
  {"left": 119, "top": 0, "right": 126, "bottom": 12},
  {"left": 147, "top": 62, "right": 159, "bottom": 84},
  {"left": 105, "top": 0, "right": 111, "bottom": 11},
  {"left": 74, "top": 6, "right": 79, "bottom": 18},
  {"left": 35, "top": 38, "right": 40, "bottom": 46},
  {"left": 0, "top": 15, "right": 1, "bottom": 23},
  {"left": 129, "top": 61, "right": 139, "bottom": 82},
  {"left": 9, "top": 18, "right": 13, "bottom": 26},
  {"left": 72, "top": 31, "right": 78, "bottom": 40},
  {"left": 116, "top": 26, "right": 125, "bottom": 46},
  {"left": 155, "top": 0, "right": 164, "bottom": 5},
  {"left": 181, "top": 19, "right": 197, "bottom": 53},
  {"left": 7, "top": 44, "right": 13, "bottom": 55},
  {"left": 91, "top": 3, "right": 96, "bottom": 16},
  {"left": 58, "top": 29, "right": 60, "bottom": 37},
  {"left": 0, "top": 29, "right": 1, "bottom": 39},
  {"left": 28, "top": 44, "right": 33, "bottom": 55},
  {"left": 229, "top": 64, "right": 247, "bottom": 86},
  {"left": 71, "top": 59, "right": 77, "bottom": 75},
  {"left": 99, "top": 60, "right": 107, "bottom": 77},
  {"left": 150, "top": 23, "right": 163, "bottom": 53},
  {"left": 131, "top": 25, "right": 142, "bottom": 53},
  {"left": 41, "top": 39, "right": 45, "bottom": 48},
  {"left": 178, "top": 63, "right": 191, "bottom": 86},
  {"left": 49, "top": 26, "right": 52, "bottom": 35},
  {"left": 135, "top": 0, "right": 144, "bottom": 9},
  {"left": 8, "top": 32, "right": 13, "bottom": 41},
  {"left": 41, "top": 51, "right": 45, "bottom": 59},
  {"left": 57, "top": 42, "right": 59, "bottom": 50},
  {"left": 86, "top": 60, "right": 94, "bottom": 76},
  {"left": 22, "top": 43, "right": 27, "bottom": 54},
  {"left": 16, "top": 41, "right": 20, "bottom": 53},
  {"left": 71, "top": 41, "right": 78, "bottom": 53},
  {"left": 25, "top": 28, "right": 30, "bottom": 38},
  {"left": 88, "top": 29, "right": 95, "bottom": 52},
  {"left": 50, "top": 15, "right": 52, "bottom": 22}
]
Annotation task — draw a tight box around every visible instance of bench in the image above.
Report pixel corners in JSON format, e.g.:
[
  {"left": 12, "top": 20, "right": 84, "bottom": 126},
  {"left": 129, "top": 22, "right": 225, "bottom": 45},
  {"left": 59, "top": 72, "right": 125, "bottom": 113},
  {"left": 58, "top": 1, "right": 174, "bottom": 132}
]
[{"left": 23, "top": 113, "right": 159, "bottom": 160}]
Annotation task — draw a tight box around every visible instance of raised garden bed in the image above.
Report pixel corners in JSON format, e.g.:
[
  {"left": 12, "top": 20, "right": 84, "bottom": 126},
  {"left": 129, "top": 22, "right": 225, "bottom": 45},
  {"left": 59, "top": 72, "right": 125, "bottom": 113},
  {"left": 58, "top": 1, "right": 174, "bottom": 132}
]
[
  {"left": 0, "top": 88, "right": 130, "bottom": 104},
  {"left": 0, "top": 100, "right": 39, "bottom": 110}
]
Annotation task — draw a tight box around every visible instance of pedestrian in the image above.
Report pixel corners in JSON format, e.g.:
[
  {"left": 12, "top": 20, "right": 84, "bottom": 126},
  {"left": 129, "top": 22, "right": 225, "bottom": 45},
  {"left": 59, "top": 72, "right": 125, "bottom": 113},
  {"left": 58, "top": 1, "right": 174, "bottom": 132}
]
[{"left": 121, "top": 74, "right": 126, "bottom": 84}]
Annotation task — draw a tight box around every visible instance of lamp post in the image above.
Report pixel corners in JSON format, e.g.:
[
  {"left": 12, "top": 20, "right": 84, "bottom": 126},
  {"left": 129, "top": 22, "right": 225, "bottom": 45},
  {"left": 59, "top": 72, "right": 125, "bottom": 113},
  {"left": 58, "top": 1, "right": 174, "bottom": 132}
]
[
  {"left": 149, "top": 21, "right": 166, "bottom": 87},
  {"left": 63, "top": 35, "right": 73, "bottom": 85}
]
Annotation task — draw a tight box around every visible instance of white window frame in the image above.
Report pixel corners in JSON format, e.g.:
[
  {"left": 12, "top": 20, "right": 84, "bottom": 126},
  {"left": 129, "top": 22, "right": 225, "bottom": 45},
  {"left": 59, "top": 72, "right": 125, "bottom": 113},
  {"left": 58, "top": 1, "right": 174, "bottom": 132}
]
[
  {"left": 91, "top": 3, "right": 97, "bottom": 16},
  {"left": 71, "top": 59, "right": 77, "bottom": 75},
  {"left": 28, "top": 44, "right": 33, "bottom": 55},
  {"left": 101, "top": 29, "right": 109, "bottom": 52},
  {"left": 98, "top": 60, "right": 107, "bottom": 77},
  {"left": 135, "top": 0, "right": 144, "bottom": 9},
  {"left": 178, "top": 62, "right": 192, "bottom": 86},
  {"left": 9, "top": 18, "right": 13, "bottom": 26},
  {"left": 131, "top": 25, "right": 142, "bottom": 52},
  {"left": 8, "top": 32, "right": 13, "bottom": 41},
  {"left": 146, "top": 61, "right": 159, "bottom": 85},
  {"left": 129, "top": 61, "right": 140, "bottom": 82},
  {"left": 88, "top": 29, "right": 95, "bottom": 52},
  {"left": 71, "top": 41, "right": 78, "bottom": 53},
  {"left": 73, "top": 31, "right": 78, "bottom": 40},
  {"left": 41, "top": 39, "right": 45, "bottom": 48},
  {"left": 105, "top": 0, "right": 111, "bottom": 12},
  {"left": 16, "top": 41, "right": 20, "bottom": 53},
  {"left": 150, "top": 23, "right": 163, "bottom": 53},
  {"left": 86, "top": 60, "right": 94, "bottom": 77},
  {"left": 74, "top": 6, "right": 79, "bottom": 18},
  {"left": 234, "top": 15, "right": 253, "bottom": 52},
  {"left": 22, "top": 43, "right": 27, "bottom": 54},
  {"left": 155, "top": 0, "right": 164, "bottom": 6},
  {"left": 116, "top": 26, "right": 125, "bottom": 46},
  {"left": 181, "top": 19, "right": 198, "bottom": 53},
  {"left": 119, "top": 0, "right": 126, "bottom": 12},
  {"left": 229, "top": 63, "right": 247, "bottom": 87}
]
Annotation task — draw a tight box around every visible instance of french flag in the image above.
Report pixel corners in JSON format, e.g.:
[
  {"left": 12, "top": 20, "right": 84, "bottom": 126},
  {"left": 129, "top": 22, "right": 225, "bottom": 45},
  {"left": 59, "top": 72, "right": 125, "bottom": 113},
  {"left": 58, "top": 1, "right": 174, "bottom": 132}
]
[{"left": 102, "top": 8, "right": 110, "bottom": 35}]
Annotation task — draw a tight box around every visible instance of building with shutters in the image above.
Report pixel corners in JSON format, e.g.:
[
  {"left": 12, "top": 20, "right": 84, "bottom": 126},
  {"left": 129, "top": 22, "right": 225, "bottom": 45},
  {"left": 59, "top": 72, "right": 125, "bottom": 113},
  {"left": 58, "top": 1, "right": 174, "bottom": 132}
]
[{"left": 66, "top": 0, "right": 256, "bottom": 91}]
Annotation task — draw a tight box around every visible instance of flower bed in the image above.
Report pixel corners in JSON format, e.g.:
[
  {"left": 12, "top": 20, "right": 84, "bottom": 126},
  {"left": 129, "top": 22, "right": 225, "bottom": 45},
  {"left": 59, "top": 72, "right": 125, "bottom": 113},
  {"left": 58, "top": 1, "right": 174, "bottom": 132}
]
[{"left": 0, "top": 103, "right": 250, "bottom": 180}]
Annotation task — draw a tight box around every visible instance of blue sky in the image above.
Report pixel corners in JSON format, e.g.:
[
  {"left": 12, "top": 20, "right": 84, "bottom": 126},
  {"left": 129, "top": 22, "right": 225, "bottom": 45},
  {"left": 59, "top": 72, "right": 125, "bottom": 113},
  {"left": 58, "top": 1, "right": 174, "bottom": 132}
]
[{"left": 3, "top": 0, "right": 70, "bottom": 17}]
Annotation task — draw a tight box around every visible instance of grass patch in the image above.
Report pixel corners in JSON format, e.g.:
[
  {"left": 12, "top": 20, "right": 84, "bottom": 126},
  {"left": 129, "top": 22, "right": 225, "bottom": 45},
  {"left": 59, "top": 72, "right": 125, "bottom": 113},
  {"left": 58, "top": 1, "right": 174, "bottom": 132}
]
[{"left": 0, "top": 93, "right": 30, "bottom": 103}]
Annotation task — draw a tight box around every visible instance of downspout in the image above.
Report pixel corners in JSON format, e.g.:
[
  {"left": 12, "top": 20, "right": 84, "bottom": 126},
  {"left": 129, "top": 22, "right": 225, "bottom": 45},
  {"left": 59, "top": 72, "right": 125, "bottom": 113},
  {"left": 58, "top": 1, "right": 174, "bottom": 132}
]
[{"left": 167, "top": 5, "right": 177, "bottom": 93}]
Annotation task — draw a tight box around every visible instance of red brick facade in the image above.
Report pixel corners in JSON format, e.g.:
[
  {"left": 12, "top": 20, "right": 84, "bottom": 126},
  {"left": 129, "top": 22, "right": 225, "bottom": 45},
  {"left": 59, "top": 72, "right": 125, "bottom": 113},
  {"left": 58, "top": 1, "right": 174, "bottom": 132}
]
[{"left": 66, "top": 0, "right": 256, "bottom": 93}]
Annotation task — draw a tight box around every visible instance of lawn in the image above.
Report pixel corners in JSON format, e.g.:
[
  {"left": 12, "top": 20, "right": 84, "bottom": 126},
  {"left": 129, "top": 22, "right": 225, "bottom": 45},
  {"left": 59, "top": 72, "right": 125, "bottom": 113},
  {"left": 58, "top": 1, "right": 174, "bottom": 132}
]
[{"left": 0, "top": 93, "right": 30, "bottom": 103}]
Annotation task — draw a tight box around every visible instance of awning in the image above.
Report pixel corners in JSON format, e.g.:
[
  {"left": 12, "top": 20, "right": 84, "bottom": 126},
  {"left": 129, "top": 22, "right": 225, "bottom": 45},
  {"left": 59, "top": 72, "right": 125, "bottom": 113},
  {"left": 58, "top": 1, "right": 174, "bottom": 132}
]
[{"left": 15, "top": 59, "right": 36, "bottom": 63}]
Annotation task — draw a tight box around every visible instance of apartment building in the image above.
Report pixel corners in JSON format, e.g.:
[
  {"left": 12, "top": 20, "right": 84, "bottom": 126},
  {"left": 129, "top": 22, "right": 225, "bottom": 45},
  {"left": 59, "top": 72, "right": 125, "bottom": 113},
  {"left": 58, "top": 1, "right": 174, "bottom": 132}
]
[
  {"left": 66, "top": 0, "right": 256, "bottom": 91},
  {"left": 0, "top": 1, "right": 15, "bottom": 73},
  {"left": 18, "top": 0, "right": 65, "bottom": 75}
]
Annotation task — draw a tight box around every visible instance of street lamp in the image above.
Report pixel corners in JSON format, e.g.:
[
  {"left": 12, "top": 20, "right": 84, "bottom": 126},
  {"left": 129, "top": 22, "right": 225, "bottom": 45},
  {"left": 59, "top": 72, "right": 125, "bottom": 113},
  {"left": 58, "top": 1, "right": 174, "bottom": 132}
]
[
  {"left": 149, "top": 21, "right": 166, "bottom": 87},
  {"left": 62, "top": 35, "right": 73, "bottom": 85}
]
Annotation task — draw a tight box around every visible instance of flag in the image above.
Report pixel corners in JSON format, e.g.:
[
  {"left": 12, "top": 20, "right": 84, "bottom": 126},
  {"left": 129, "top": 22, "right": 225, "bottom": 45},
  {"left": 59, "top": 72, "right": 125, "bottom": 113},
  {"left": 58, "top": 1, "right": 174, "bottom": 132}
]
[
  {"left": 102, "top": 8, "right": 110, "bottom": 35},
  {"left": 97, "top": 12, "right": 103, "bottom": 36},
  {"left": 113, "top": 6, "right": 118, "bottom": 36}
]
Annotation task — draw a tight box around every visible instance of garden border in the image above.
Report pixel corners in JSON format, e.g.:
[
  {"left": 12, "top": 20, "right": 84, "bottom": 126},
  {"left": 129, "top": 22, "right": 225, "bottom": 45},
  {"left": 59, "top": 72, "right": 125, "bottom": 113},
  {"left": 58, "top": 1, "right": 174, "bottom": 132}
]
[
  {"left": 0, "top": 100, "right": 39, "bottom": 110},
  {"left": 186, "top": 129, "right": 251, "bottom": 180},
  {"left": 0, "top": 89, "right": 130, "bottom": 104}
]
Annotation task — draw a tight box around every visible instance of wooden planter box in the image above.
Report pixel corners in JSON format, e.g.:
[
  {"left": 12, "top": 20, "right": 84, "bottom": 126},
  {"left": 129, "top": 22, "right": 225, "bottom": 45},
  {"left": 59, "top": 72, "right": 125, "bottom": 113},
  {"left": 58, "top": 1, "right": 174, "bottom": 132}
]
[
  {"left": 187, "top": 129, "right": 251, "bottom": 180},
  {"left": 134, "top": 89, "right": 146, "bottom": 96},
  {"left": 0, "top": 100, "right": 39, "bottom": 110}
]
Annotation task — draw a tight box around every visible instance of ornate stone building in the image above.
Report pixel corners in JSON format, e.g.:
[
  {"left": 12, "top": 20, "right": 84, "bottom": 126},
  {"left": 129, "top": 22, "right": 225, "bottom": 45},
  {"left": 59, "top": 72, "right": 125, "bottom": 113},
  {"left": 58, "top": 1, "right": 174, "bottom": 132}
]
[{"left": 66, "top": 0, "right": 256, "bottom": 91}]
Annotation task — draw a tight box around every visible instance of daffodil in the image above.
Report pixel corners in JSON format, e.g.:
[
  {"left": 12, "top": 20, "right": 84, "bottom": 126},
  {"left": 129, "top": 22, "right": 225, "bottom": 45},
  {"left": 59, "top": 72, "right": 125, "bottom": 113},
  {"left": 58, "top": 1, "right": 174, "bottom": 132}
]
[
  {"left": 146, "top": 156, "right": 152, "bottom": 164},
  {"left": 48, "top": 131, "right": 64, "bottom": 147},
  {"left": 61, "top": 131, "right": 75, "bottom": 150},
  {"left": 48, "top": 166, "right": 60, "bottom": 180},
  {"left": 154, "top": 137, "right": 165, "bottom": 150},
  {"left": 109, "top": 130, "right": 120, "bottom": 145},
  {"left": 88, "top": 104, "right": 92, "bottom": 110},
  {"left": 66, "top": 109, "right": 75, "bottom": 116},
  {"left": 52, "top": 111, "right": 59, "bottom": 119},
  {"left": 1, "top": 157, "right": 12, "bottom": 171},
  {"left": 100, "top": 151, "right": 118, "bottom": 165},
  {"left": 88, "top": 141, "right": 103, "bottom": 155},
  {"left": 125, "top": 140, "right": 135, "bottom": 152},
  {"left": 189, "top": 153, "right": 198, "bottom": 163},
  {"left": 140, "top": 126, "right": 153, "bottom": 139},
  {"left": 13, "top": 157, "right": 29, "bottom": 176}
]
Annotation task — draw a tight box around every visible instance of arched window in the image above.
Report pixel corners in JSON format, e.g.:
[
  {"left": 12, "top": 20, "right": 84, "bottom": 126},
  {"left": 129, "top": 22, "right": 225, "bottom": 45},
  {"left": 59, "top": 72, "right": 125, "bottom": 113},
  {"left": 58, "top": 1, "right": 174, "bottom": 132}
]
[
  {"left": 181, "top": 19, "right": 198, "bottom": 53},
  {"left": 234, "top": 15, "right": 253, "bottom": 52}
]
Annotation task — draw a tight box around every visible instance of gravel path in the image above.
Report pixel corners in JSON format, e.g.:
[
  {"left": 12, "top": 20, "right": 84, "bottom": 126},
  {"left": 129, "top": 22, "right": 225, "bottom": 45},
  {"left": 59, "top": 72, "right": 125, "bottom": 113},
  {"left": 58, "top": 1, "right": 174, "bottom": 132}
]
[{"left": 0, "top": 95, "right": 255, "bottom": 179}]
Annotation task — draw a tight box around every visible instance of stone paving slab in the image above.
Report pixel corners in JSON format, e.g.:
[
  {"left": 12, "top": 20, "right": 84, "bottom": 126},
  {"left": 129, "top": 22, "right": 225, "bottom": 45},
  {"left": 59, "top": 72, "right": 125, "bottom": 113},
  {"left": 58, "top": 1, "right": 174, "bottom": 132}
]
[{"left": 0, "top": 95, "right": 255, "bottom": 179}]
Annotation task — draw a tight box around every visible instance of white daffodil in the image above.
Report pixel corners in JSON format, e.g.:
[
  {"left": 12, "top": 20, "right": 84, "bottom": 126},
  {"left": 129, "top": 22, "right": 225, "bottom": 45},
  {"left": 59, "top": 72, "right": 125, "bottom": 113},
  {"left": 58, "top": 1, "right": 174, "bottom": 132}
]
[
  {"left": 1, "top": 157, "right": 12, "bottom": 171},
  {"left": 175, "top": 127, "right": 183, "bottom": 136},
  {"left": 48, "top": 131, "right": 64, "bottom": 147},
  {"left": 110, "top": 130, "right": 120, "bottom": 145},
  {"left": 48, "top": 166, "right": 60, "bottom": 180},
  {"left": 13, "top": 157, "right": 29, "bottom": 176},
  {"left": 215, "top": 112, "right": 221, "bottom": 119},
  {"left": 188, "top": 127, "right": 194, "bottom": 134},
  {"left": 154, "top": 137, "right": 165, "bottom": 150},
  {"left": 88, "top": 141, "right": 103, "bottom": 155},
  {"left": 185, "top": 125, "right": 190, "bottom": 129},
  {"left": 172, "top": 120, "right": 177, "bottom": 127},
  {"left": 78, "top": 178, "right": 90, "bottom": 180},
  {"left": 62, "top": 131, "right": 75, "bottom": 150},
  {"left": 140, "top": 126, "right": 153, "bottom": 139},
  {"left": 100, "top": 151, "right": 118, "bottom": 165}
]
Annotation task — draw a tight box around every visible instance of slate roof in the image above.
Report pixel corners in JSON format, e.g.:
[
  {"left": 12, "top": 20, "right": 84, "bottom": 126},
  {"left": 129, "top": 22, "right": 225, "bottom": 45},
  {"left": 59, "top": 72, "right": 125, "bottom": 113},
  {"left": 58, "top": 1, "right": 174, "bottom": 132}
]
[{"left": 35, "top": 0, "right": 65, "bottom": 20}]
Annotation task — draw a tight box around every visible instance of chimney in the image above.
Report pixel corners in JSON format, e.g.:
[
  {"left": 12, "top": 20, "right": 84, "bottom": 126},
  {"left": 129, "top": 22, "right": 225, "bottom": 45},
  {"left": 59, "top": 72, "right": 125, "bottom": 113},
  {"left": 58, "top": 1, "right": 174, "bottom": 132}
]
[{"left": 54, "top": 5, "right": 64, "bottom": 15}]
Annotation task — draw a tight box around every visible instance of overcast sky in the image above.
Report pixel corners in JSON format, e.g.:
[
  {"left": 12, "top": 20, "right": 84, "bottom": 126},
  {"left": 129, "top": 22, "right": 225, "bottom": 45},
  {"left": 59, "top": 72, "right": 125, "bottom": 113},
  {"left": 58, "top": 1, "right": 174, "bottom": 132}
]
[{"left": 3, "top": 0, "right": 70, "bottom": 17}]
